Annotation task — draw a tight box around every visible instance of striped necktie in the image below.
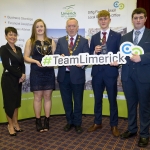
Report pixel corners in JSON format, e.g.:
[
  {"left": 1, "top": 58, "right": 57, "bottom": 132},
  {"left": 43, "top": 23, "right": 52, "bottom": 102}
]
[{"left": 133, "top": 31, "right": 141, "bottom": 45}]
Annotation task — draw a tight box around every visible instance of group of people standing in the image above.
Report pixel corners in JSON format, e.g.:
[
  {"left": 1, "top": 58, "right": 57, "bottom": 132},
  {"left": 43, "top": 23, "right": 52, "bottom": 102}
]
[{"left": 1, "top": 7, "right": 150, "bottom": 148}]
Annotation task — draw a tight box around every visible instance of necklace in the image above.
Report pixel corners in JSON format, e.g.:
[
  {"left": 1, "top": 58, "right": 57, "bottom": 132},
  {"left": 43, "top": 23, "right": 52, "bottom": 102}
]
[
  {"left": 12, "top": 47, "right": 17, "bottom": 53},
  {"left": 66, "top": 35, "right": 80, "bottom": 55},
  {"left": 36, "top": 40, "right": 52, "bottom": 56}
]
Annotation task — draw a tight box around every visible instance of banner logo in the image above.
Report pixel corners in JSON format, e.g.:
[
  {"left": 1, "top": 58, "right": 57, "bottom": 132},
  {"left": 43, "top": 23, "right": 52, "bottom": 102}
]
[
  {"left": 61, "top": 5, "right": 76, "bottom": 19},
  {"left": 113, "top": 1, "right": 125, "bottom": 10},
  {"left": 131, "top": 46, "right": 144, "bottom": 55},
  {"left": 120, "top": 42, "right": 144, "bottom": 56},
  {"left": 41, "top": 52, "right": 126, "bottom": 66}
]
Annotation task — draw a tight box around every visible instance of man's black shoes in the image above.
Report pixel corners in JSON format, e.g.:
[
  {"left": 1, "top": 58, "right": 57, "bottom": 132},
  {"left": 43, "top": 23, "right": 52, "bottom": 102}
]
[
  {"left": 75, "top": 126, "right": 83, "bottom": 134},
  {"left": 120, "top": 130, "right": 137, "bottom": 139},
  {"left": 64, "top": 124, "right": 73, "bottom": 132},
  {"left": 138, "top": 137, "right": 149, "bottom": 147}
]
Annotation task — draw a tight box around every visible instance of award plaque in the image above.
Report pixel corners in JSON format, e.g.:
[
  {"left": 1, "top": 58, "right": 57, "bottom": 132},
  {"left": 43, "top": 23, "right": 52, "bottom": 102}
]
[
  {"left": 101, "top": 44, "right": 107, "bottom": 54},
  {"left": 36, "top": 44, "right": 52, "bottom": 55},
  {"left": 100, "top": 39, "right": 107, "bottom": 54}
]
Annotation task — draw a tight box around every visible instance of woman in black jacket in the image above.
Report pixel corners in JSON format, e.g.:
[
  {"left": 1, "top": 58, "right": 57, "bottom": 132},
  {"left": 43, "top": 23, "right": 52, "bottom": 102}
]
[{"left": 1, "top": 27, "right": 25, "bottom": 136}]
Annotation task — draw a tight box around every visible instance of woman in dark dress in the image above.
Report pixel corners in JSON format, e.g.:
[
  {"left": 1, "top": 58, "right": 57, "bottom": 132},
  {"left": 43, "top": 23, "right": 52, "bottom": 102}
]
[
  {"left": 24, "top": 19, "right": 56, "bottom": 132},
  {"left": 1, "top": 27, "right": 26, "bottom": 136}
]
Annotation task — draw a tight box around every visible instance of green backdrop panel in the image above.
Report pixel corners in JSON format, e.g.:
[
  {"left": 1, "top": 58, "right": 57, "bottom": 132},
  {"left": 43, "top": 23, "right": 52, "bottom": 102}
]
[
  {"left": 0, "top": 63, "right": 127, "bottom": 123},
  {"left": 0, "top": 90, "right": 127, "bottom": 123}
]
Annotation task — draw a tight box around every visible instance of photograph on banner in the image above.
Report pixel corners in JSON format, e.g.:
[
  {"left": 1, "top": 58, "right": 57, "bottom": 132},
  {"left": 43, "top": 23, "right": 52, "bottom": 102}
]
[{"left": 47, "top": 28, "right": 85, "bottom": 44}]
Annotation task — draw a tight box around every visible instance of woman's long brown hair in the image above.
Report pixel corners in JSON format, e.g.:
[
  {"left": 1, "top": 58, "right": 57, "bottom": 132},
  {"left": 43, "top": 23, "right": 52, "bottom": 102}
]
[{"left": 30, "top": 19, "right": 51, "bottom": 55}]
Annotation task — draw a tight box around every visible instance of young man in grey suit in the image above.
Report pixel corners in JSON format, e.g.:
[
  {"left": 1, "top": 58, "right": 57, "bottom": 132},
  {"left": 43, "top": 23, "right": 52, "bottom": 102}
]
[
  {"left": 87, "top": 10, "right": 121, "bottom": 137},
  {"left": 119, "top": 8, "right": 150, "bottom": 147},
  {"left": 54, "top": 18, "right": 89, "bottom": 134}
]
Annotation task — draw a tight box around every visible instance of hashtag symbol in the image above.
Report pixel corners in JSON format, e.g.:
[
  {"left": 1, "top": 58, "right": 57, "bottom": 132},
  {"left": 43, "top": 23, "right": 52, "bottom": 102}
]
[{"left": 43, "top": 56, "right": 52, "bottom": 65}]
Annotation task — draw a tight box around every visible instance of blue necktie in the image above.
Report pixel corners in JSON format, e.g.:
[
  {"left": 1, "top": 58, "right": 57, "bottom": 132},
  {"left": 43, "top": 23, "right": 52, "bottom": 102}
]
[{"left": 133, "top": 31, "right": 141, "bottom": 45}]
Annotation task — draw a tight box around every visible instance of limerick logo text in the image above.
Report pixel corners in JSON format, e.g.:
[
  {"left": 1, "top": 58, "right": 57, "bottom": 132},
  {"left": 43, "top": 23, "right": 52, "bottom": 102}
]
[
  {"left": 41, "top": 52, "right": 126, "bottom": 67},
  {"left": 61, "top": 5, "right": 76, "bottom": 19},
  {"left": 120, "top": 42, "right": 144, "bottom": 56}
]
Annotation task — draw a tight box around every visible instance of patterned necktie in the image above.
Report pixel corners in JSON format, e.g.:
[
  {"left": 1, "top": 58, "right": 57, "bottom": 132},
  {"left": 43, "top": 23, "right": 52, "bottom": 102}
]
[
  {"left": 102, "top": 32, "right": 107, "bottom": 45},
  {"left": 69, "top": 37, "right": 74, "bottom": 49},
  {"left": 67, "top": 37, "right": 74, "bottom": 71},
  {"left": 133, "top": 31, "right": 141, "bottom": 45}
]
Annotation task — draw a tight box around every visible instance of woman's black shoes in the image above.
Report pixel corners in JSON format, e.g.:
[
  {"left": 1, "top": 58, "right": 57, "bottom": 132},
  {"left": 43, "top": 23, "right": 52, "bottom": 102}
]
[
  {"left": 36, "top": 118, "right": 44, "bottom": 132},
  {"left": 43, "top": 117, "right": 49, "bottom": 131},
  {"left": 36, "top": 117, "right": 50, "bottom": 132},
  {"left": 14, "top": 127, "right": 23, "bottom": 132},
  {"left": 9, "top": 132, "right": 17, "bottom": 136},
  {"left": 8, "top": 125, "right": 17, "bottom": 136}
]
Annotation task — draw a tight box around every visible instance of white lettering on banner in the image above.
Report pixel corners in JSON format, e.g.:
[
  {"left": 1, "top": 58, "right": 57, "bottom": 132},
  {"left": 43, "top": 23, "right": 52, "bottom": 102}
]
[{"left": 41, "top": 52, "right": 126, "bottom": 66}]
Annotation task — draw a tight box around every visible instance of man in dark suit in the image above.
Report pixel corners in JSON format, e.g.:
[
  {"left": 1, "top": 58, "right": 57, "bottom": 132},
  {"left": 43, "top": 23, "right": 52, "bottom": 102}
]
[
  {"left": 87, "top": 10, "right": 121, "bottom": 137},
  {"left": 54, "top": 18, "right": 89, "bottom": 134},
  {"left": 120, "top": 8, "right": 150, "bottom": 147}
]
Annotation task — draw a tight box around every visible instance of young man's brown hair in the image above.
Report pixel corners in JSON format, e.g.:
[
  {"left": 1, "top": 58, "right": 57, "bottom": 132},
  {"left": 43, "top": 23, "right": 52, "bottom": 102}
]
[{"left": 132, "top": 7, "right": 147, "bottom": 18}]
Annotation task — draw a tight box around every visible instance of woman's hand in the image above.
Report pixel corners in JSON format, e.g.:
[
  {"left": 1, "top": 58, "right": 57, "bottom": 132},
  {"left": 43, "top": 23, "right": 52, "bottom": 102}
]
[
  {"left": 35, "top": 60, "right": 42, "bottom": 67},
  {"left": 19, "top": 74, "right": 26, "bottom": 83}
]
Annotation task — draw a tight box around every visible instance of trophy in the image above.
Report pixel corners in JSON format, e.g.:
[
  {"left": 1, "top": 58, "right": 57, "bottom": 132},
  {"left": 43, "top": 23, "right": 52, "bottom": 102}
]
[
  {"left": 100, "top": 39, "right": 107, "bottom": 54},
  {"left": 36, "top": 44, "right": 52, "bottom": 55}
]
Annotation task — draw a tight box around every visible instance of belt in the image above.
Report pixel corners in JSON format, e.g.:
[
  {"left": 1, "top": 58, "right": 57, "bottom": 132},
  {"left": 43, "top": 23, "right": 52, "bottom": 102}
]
[{"left": 65, "top": 71, "right": 70, "bottom": 73}]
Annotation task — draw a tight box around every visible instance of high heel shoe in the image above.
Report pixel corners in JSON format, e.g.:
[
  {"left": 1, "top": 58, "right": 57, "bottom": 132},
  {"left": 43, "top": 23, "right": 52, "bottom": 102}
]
[
  {"left": 14, "top": 127, "right": 23, "bottom": 132},
  {"left": 36, "top": 118, "right": 43, "bottom": 132},
  {"left": 43, "top": 117, "right": 49, "bottom": 131},
  {"left": 8, "top": 125, "right": 17, "bottom": 136}
]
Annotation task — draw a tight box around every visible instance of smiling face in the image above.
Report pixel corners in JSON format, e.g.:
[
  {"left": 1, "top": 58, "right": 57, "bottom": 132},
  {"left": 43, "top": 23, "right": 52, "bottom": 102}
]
[
  {"left": 35, "top": 21, "right": 45, "bottom": 35},
  {"left": 132, "top": 13, "right": 147, "bottom": 30},
  {"left": 66, "top": 19, "right": 79, "bottom": 37},
  {"left": 5, "top": 31, "right": 17, "bottom": 45}
]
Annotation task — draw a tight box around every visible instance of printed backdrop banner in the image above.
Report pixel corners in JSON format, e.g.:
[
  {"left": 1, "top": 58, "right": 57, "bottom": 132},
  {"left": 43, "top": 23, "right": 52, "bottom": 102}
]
[{"left": 0, "top": 0, "right": 137, "bottom": 123}]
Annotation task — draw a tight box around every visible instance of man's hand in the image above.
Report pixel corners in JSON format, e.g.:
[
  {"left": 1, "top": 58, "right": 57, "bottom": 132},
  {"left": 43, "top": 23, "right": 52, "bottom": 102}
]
[
  {"left": 110, "top": 61, "right": 119, "bottom": 66},
  {"left": 130, "top": 53, "right": 141, "bottom": 62},
  {"left": 61, "top": 54, "right": 65, "bottom": 57},
  {"left": 94, "top": 45, "right": 102, "bottom": 54},
  {"left": 76, "top": 64, "right": 83, "bottom": 68}
]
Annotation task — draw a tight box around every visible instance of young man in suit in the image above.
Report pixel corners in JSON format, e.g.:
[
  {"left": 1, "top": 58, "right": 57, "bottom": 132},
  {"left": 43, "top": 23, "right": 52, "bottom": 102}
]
[
  {"left": 120, "top": 8, "right": 150, "bottom": 147},
  {"left": 87, "top": 10, "right": 121, "bottom": 137},
  {"left": 54, "top": 18, "right": 89, "bottom": 134}
]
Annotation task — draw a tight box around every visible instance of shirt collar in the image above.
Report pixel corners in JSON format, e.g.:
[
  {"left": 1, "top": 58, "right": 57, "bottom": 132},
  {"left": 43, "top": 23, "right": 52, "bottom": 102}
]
[
  {"left": 68, "top": 34, "right": 77, "bottom": 40},
  {"left": 100, "top": 28, "right": 110, "bottom": 35},
  {"left": 134, "top": 26, "right": 145, "bottom": 34}
]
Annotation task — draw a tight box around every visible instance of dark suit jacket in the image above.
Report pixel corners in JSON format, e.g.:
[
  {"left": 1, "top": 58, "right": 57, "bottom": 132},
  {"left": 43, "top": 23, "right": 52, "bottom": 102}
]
[
  {"left": 54, "top": 35, "right": 89, "bottom": 84},
  {"left": 90, "top": 30, "right": 121, "bottom": 77},
  {"left": 121, "top": 28, "right": 150, "bottom": 83}
]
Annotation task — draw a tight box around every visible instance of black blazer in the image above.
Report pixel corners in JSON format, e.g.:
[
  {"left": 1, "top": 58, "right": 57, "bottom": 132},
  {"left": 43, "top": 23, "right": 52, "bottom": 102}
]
[
  {"left": 0, "top": 43, "right": 25, "bottom": 78},
  {"left": 121, "top": 28, "right": 150, "bottom": 83}
]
